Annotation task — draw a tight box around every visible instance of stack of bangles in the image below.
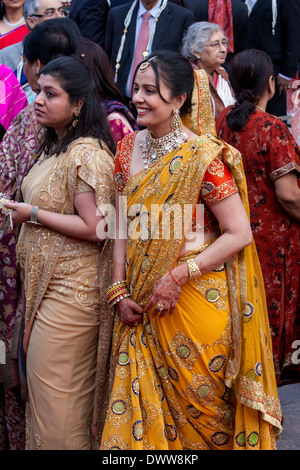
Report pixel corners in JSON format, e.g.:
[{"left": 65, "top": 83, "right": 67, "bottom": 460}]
[
  {"left": 107, "top": 280, "right": 130, "bottom": 307},
  {"left": 169, "top": 257, "right": 202, "bottom": 287}
]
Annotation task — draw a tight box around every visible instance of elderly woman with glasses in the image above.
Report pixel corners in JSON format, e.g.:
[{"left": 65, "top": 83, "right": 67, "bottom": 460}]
[{"left": 181, "top": 21, "right": 235, "bottom": 119}]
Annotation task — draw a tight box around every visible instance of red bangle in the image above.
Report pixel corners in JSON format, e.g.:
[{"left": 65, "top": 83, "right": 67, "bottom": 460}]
[{"left": 169, "top": 269, "right": 183, "bottom": 287}]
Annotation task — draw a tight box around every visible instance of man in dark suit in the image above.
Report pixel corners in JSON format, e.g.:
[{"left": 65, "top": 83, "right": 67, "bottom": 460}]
[
  {"left": 105, "top": 0, "right": 195, "bottom": 100},
  {"left": 69, "top": 0, "right": 109, "bottom": 48},
  {"left": 184, "top": 0, "right": 248, "bottom": 67},
  {"left": 246, "top": 0, "right": 300, "bottom": 117}
]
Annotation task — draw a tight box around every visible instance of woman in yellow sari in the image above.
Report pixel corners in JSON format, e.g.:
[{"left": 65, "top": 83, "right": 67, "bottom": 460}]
[
  {"left": 5, "top": 56, "right": 115, "bottom": 450},
  {"left": 100, "top": 51, "right": 282, "bottom": 450}
]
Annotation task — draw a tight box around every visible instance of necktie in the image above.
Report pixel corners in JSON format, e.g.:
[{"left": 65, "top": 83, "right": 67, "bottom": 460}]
[
  {"left": 130, "top": 12, "right": 151, "bottom": 91},
  {"left": 245, "top": 0, "right": 258, "bottom": 14}
]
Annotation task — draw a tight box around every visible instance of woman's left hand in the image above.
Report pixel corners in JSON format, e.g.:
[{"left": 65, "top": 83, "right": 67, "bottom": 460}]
[
  {"left": 3, "top": 201, "right": 32, "bottom": 224},
  {"left": 145, "top": 267, "right": 187, "bottom": 318}
]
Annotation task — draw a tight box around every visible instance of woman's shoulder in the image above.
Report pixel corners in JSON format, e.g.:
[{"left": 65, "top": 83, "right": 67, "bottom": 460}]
[
  {"left": 66, "top": 137, "right": 115, "bottom": 165},
  {"left": 67, "top": 136, "right": 109, "bottom": 152},
  {"left": 249, "top": 110, "right": 292, "bottom": 134}
]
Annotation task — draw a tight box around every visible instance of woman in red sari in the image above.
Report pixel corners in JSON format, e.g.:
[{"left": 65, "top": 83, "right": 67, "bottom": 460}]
[
  {"left": 0, "top": 0, "right": 28, "bottom": 50},
  {"left": 216, "top": 49, "right": 300, "bottom": 386}
]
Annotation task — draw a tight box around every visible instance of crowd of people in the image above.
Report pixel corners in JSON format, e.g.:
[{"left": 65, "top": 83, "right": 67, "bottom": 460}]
[{"left": 0, "top": 0, "right": 299, "bottom": 451}]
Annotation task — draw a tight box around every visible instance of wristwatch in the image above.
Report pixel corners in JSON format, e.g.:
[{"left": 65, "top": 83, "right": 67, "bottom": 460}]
[{"left": 29, "top": 205, "right": 40, "bottom": 224}]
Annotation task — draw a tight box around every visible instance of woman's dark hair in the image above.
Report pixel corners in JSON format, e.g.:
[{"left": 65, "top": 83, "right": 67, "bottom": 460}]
[
  {"left": 77, "top": 37, "right": 124, "bottom": 104},
  {"left": 39, "top": 56, "right": 115, "bottom": 155},
  {"left": 131, "top": 50, "right": 194, "bottom": 116},
  {"left": 23, "top": 17, "right": 81, "bottom": 65},
  {"left": 226, "top": 49, "right": 274, "bottom": 131},
  {"left": 0, "top": 1, "right": 6, "bottom": 20}
]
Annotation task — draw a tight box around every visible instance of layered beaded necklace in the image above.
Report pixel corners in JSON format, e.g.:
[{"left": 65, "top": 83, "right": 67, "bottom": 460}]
[{"left": 140, "top": 127, "right": 188, "bottom": 170}]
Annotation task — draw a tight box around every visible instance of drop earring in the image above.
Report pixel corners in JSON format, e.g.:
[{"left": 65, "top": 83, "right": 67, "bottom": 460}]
[
  {"left": 72, "top": 109, "right": 80, "bottom": 127},
  {"left": 171, "top": 109, "right": 182, "bottom": 131}
]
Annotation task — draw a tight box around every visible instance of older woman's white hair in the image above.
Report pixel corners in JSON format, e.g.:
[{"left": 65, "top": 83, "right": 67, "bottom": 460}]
[{"left": 181, "top": 21, "right": 224, "bottom": 61}]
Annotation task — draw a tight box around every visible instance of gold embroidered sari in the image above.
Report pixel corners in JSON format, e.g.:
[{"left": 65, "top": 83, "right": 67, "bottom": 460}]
[
  {"left": 16, "top": 138, "right": 115, "bottom": 449},
  {"left": 100, "top": 71, "right": 282, "bottom": 450}
]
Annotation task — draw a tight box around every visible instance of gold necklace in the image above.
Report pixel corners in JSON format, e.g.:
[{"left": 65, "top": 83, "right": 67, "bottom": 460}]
[
  {"left": 140, "top": 128, "right": 188, "bottom": 169},
  {"left": 255, "top": 106, "right": 265, "bottom": 112}
]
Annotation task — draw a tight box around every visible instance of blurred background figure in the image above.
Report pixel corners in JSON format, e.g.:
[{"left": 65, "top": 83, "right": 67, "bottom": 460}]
[
  {"left": 69, "top": 0, "right": 108, "bottom": 48},
  {"left": 61, "top": 0, "right": 71, "bottom": 14},
  {"left": 245, "top": 0, "right": 300, "bottom": 118},
  {"left": 0, "top": 0, "right": 66, "bottom": 104},
  {"left": 0, "top": 0, "right": 28, "bottom": 50},
  {"left": 181, "top": 21, "right": 235, "bottom": 119},
  {"left": 104, "top": 0, "right": 194, "bottom": 104},
  {"left": 184, "top": 0, "right": 248, "bottom": 68},
  {"left": 77, "top": 37, "right": 139, "bottom": 145},
  {"left": 216, "top": 49, "right": 300, "bottom": 386}
]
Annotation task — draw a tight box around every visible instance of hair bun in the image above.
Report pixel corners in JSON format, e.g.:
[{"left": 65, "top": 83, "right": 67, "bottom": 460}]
[{"left": 237, "top": 89, "right": 255, "bottom": 104}]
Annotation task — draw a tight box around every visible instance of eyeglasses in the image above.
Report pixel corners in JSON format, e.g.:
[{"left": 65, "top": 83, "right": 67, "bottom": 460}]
[
  {"left": 204, "top": 39, "right": 229, "bottom": 49},
  {"left": 31, "top": 8, "right": 66, "bottom": 18}
]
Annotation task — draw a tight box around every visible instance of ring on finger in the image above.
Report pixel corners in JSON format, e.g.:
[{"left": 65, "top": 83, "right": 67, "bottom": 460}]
[{"left": 156, "top": 302, "right": 164, "bottom": 310}]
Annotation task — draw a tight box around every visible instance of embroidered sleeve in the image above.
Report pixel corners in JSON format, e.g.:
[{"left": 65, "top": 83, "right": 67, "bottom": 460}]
[
  {"left": 114, "top": 132, "right": 136, "bottom": 193},
  {"left": 200, "top": 158, "right": 238, "bottom": 206},
  {"left": 75, "top": 176, "right": 93, "bottom": 195},
  {"left": 71, "top": 139, "right": 115, "bottom": 208}
]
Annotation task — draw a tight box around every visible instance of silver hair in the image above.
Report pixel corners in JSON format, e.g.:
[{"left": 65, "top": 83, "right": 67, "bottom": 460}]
[
  {"left": 24, "top": 0, "right": 41, "bottom": 20},
  {"left": 181, "top": 22, "right": 224, "bottom": 61}
]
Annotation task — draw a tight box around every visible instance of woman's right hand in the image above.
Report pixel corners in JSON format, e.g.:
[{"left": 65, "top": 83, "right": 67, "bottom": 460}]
[{"left": 116, "top": 297, "right": 143, "bottom": 326}]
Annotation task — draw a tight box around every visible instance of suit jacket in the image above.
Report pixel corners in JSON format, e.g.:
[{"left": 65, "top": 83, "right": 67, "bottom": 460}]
[
  {"left": 247, "top": 0, "right": 300, "bottom": 78},
  {"left": 105, "top": 1, "right": 195, "bottom": 97},
  {"left": 184, "top": 0, "right": 248, "bottom": 65},
  {"left": 69, "top": 0, "right": 109, "bottom": 48}
]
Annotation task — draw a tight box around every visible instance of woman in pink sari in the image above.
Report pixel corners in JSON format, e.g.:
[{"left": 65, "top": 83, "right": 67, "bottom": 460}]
[{"left": 0, "top": 63, "right": 27, "bottom": 140}]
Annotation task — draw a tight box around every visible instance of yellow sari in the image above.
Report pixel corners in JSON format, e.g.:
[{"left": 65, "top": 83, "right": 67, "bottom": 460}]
[{"left": 100, "top": 70, "right": 282, "bottom": 450}]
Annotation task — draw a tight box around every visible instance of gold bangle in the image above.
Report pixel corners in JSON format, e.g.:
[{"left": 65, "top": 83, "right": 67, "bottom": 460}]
[
  {"left": 107, "top": 288, "right": 129, "bottom": 303},
  {"left": 186, "top": 258, "right": 201, "bottom": 279},
  {"left": 106, "top": 280, "right": 127, "bottom": 295},
  {"left": 110, "top": 292, "right": 131, "bottom": 307}
]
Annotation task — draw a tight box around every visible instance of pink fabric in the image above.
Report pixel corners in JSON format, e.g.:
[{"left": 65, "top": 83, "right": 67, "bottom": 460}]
[
  {"left": 108, "top": 116, "right": 133, "bottom": 145},
  {"left": 130, "top": 12, "right": 151, "bottom": 90},
  {"left": 0, "top": 65, "right": 27, "bottom": 132}
]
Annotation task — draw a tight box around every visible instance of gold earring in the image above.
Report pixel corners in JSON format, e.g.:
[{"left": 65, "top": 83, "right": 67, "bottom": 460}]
[
  {"left": 171, "top": 109, "right": 182, "bottom": 131},
  {"left": 72, "top": 109, "right": 80, "bottom": 127}
]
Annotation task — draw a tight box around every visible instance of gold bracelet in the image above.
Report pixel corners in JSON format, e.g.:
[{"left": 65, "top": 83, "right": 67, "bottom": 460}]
[
  {"left": 110, "top": 292, "right": 131, "bottom": 307},
  {"left": 106, "top": 280, "right": 127, "bottom": 295},
  {"left": 186, "top": 258, "right": 201, "bottom": 279},
  {"left": 107, "top": 287, "right": 129, "bottom": 303}
]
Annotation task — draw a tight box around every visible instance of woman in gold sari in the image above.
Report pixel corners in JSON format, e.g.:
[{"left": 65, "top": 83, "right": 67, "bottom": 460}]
[
  {"left": 100, "top": 51, "right": 282, "bottom": 450},
  {"left": 5, "top": 56, "right": 115, "bottom": 450}
]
